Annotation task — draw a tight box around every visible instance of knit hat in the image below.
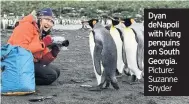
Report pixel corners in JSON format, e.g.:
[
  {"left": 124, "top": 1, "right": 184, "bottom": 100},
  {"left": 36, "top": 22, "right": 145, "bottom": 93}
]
[{"left": 37, "top": 8, "right": 53, "bottom": 17}]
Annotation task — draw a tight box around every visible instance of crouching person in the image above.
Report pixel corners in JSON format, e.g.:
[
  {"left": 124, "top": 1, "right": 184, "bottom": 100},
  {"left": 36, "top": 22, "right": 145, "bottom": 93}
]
[{"left": 7, "top": 8, "right": 60, "bottom": 85}]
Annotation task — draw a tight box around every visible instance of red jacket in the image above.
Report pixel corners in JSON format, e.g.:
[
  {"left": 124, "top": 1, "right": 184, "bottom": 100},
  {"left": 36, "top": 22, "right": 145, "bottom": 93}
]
[{"left": 7, "top": 14, "right": 55, "bottom": 64}]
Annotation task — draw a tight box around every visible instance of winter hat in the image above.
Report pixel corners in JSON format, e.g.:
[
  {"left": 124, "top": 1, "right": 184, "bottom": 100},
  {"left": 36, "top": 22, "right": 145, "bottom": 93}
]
[{"left": 37, "top": 8, "right": 53, "bottom": 17}]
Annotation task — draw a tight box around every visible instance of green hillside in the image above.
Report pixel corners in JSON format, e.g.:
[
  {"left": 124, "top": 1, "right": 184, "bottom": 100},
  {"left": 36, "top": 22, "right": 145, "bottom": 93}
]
[{"left": 1, "top": 1, "right": 189, "bottom": 20}]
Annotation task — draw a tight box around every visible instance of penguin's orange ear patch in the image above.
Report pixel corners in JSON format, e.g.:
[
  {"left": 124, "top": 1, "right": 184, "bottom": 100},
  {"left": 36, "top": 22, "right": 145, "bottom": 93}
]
[
  {"left": 130, "top": 19, "right": 135, "bottom": 24},
  {"left": 92, "top": 20, "right": 97, "bottom": 25}
]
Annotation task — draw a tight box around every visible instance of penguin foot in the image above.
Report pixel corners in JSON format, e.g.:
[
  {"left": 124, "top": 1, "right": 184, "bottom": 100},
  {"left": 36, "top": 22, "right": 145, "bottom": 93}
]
[
  {"left": 131, "top": 75, "right": 137, "bottom": 82},
  {"left": 116, "top": 69, "right": 120, "bottom": 75},
  {"left": 129, "top": 78, "right": 141, "bottom": 85},
  {"left": 124, "top": 70, "right": 131, "bottom": 76},
  {"left": 88, "top": 86, "right": 103, "bottom": 91},
  {"left": 116, "top": 70, "right": 123, "bottom": 78},
  {"left": 111, "top": 82, "right": 120, "bottom": 90},
  {"left": 116, "top": 74, "right": 123, "bottom": 78},
  {"left": 105, "top": 82, "right": 110, "bottom": 89}
]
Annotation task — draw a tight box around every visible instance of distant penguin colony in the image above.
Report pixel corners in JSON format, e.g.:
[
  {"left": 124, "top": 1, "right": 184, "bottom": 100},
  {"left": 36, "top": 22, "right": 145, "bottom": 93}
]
[{"left": 87, "top": 17, "right": 144, "bottom": 90}]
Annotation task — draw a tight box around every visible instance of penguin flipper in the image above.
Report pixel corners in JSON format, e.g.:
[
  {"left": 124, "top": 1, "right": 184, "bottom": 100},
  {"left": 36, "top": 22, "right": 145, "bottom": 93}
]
[
  {"left": 122, "top": 43, "right": 127, "bottom": 66},
  {"left": 110, "top": 77, "right": 119, "bottom": 90},
  {"left": 131, "top": 28, "right": 139, "bottom": 44},
  {"left": 131, "top": 28, "right": 144, "bottom": 71},
  {"left": 122, "top": 43, "right": 131, "bottom": 76},
  {"left": 116, "top": 28, "right": 124, "bottom": 42},
  {"left": 93, "top": 40, "right": 103, "bottom": 75},
  {"left": 136, "top": 45, "right": 144, "bottom": 71}
]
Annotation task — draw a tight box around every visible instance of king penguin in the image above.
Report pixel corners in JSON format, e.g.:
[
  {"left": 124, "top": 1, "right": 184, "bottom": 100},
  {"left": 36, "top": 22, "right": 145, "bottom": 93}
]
[
  {"left": 123, "top": 18, "right": 144, "bottom": 77},
  {"left": 121, "top": 18, "right": 143, "bottom": 81},
  {"left": 129, "top": 21, "right": 144, "bottom": 77},
  {"left": 104, "top": 18, "right": 125, "bottom": 75},
  {"left": 88, "top": 19, "right": 119, "bottom": 90}
]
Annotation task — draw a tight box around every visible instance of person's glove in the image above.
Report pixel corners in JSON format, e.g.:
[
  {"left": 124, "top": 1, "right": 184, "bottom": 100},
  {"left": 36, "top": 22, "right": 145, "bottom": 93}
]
[
  {"left": 39, "top": 52, "right": 55, "bottom": 65},
  {"left": 42, "top": 35, "right": 52, "bottom": 47},
  {"left": 51, "top": 44, "right": 60, "bottom": 57}
]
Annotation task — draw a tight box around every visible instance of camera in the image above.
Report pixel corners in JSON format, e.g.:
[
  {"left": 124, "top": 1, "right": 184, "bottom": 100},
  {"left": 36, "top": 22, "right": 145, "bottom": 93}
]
[{"left": 51, "top": 36, "right": 69, "bottom": 47}]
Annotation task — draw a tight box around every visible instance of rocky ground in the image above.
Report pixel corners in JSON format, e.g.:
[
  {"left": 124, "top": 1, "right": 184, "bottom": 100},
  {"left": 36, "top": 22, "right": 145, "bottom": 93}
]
[{"left": 1, "top": 26, "right": 189, "bottom": 104}]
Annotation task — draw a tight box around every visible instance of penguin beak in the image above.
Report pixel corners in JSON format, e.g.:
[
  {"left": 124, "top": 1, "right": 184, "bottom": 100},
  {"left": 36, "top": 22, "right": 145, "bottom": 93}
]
[{"left": 119, "top": 20, "right": 125, "bottom": 23}]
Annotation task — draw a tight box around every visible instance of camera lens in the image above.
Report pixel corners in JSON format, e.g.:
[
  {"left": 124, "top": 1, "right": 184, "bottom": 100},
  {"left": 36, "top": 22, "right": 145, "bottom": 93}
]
[{"left": 62, "top": 40, "right": 69, "bottom": 47}]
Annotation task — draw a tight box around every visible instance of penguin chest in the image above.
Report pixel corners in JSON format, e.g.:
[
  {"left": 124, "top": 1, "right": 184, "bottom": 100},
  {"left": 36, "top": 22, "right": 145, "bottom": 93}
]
[
  {"left": 110, "top": 27, "right": 124, "bottom": 73},
  {"left": 123, "top": 28, "right": 138, "bottom": 69},
  {"left": 110, "top": 27, "right": 123, "bottom": 50},
  {"left": 123, "top": 28, "right": 138, "bottom": 49}
]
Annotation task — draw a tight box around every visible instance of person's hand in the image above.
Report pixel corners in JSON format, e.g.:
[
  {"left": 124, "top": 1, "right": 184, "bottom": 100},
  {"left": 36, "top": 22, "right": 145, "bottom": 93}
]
[
  {"left": 51, "top": 44, "right": 60, "bottom": 57},
  {"left": 42, "top": 35, "right": 52, "bottom": 47}
]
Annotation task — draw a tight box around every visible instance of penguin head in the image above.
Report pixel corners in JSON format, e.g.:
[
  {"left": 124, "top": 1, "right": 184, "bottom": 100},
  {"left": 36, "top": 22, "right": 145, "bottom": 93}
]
[
  {"left": 123, "top": 18, "right": 135, "bottom": 27},
  {"left": 111, "top": 17, "right": 120, "bottom": 26},
  {"left": 88, "top": 19, "right": 99, "bottom": 28}
]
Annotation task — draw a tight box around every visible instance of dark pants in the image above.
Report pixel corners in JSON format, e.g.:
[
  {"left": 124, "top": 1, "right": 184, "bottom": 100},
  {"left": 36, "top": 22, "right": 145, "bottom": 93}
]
[{"left": 34, "top": 63, "right": 60, "bottom": 85}]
